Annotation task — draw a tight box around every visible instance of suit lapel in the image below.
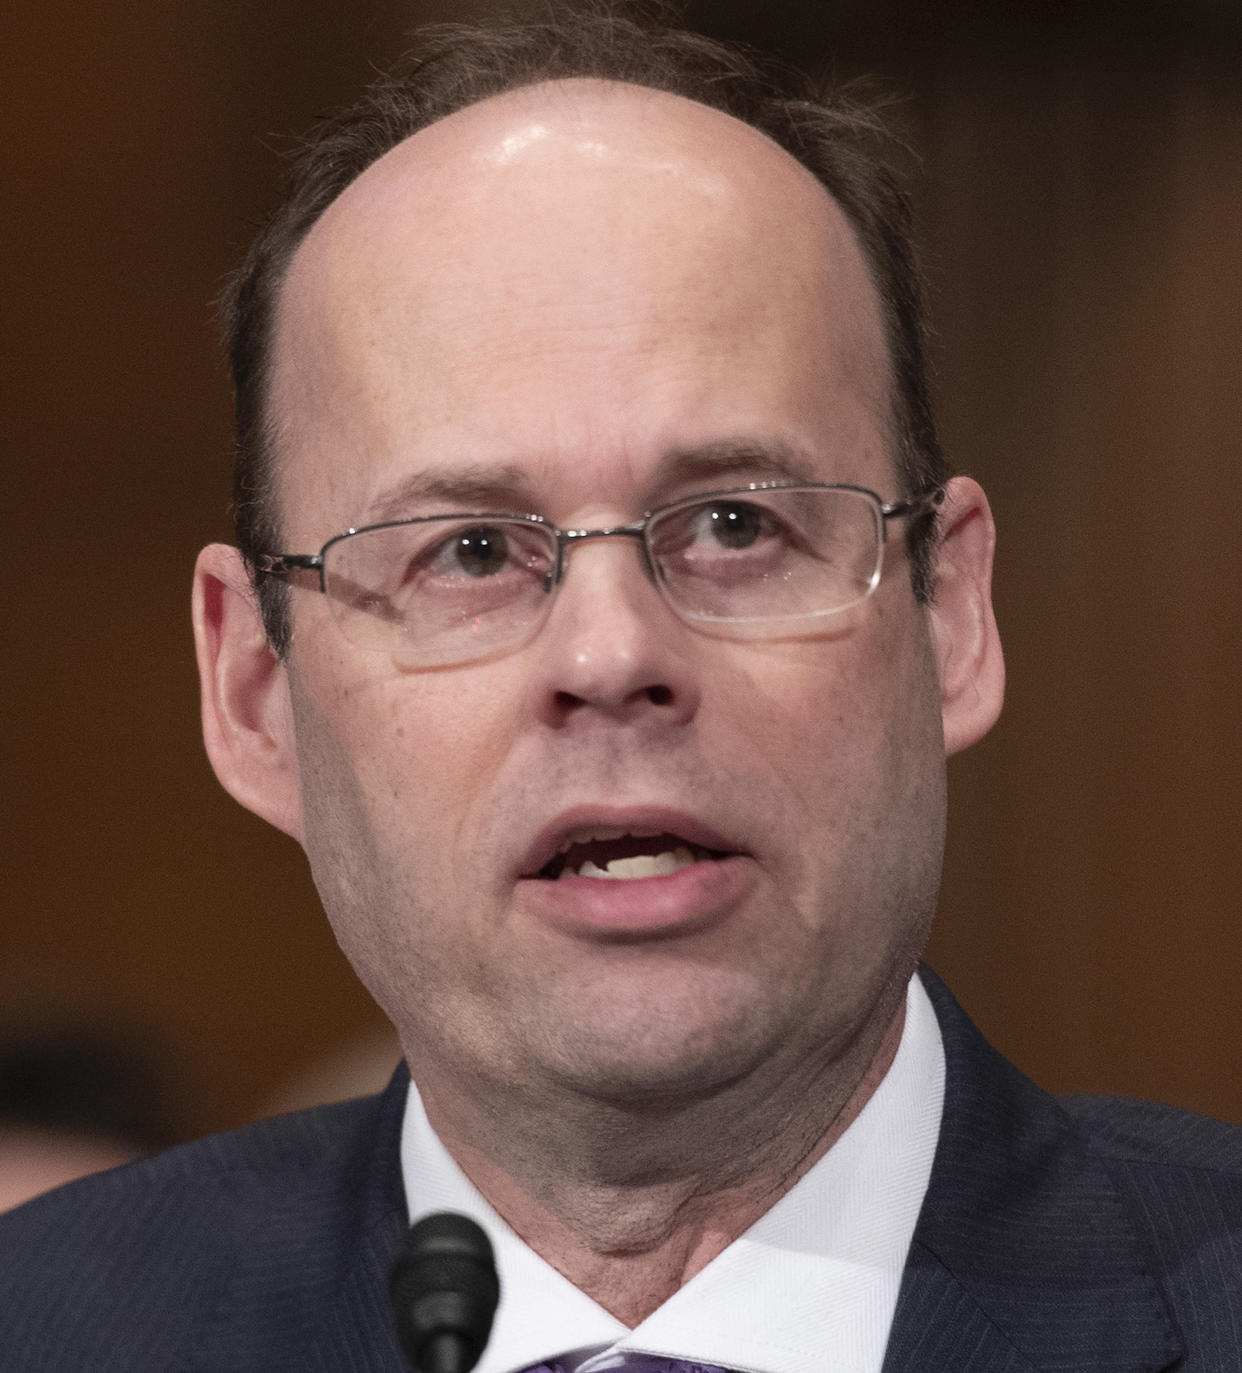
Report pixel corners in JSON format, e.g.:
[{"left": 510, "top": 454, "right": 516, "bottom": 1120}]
[{"left": 883, "top": 971, "right": 1183, "bottom": 1373}]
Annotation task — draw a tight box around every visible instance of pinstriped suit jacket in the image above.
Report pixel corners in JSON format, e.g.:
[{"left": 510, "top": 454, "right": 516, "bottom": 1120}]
[{"left": 2, "top": 969, "right": 1239, "bottom": 1371}]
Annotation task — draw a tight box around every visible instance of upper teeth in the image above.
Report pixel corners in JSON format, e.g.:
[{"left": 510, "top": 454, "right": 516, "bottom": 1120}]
[
  {"left": 563, "top": 846, "right": 697, "bottom": 881},
  {"left": 556, "top": 825, "right": 660, "bottom": 856}
]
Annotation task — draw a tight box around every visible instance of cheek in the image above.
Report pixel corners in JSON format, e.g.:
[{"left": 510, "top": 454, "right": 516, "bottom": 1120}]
[
  {"left": 300, "top": 649, "right": 521, "bottom": 819},
  {"left": 713, "top": 607, "right": 939, "bottom": 786},
  {"left": 286, "top": 664, "right": 527, "bottom": 1035},
  {"left": 711, "top": 607, "right": 945, "bottom": 927},
  {"left": 285, "top": 649, "right": 520, "bottom": 928},
  {"left": 378, "top": 686, "right": 515, "bottom": 834}
]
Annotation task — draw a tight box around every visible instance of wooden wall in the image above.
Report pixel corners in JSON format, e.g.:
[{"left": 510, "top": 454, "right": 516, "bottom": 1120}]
[{"left": 4, "top": 2, "right": 1239, "bottom": 1138}]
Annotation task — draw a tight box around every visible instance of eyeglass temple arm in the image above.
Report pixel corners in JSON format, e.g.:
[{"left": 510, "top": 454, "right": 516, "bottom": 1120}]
[
  {"left": 880, "top": 485, "right": 946, "bottom": 521},
  {"left": 255, "top": 552, "right": 407, "bottom": 623},
  {"left": 254, "top": 552, "right": 327, "bottom": 595},
  {"left": 255, "top": 552, "right": 321, "bottom": 576}
]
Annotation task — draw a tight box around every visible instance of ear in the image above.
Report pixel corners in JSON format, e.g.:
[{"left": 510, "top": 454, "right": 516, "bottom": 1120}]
[
  {"left": 192, "top": 544, "right": 304, "bottom": 841},
  {"left": 926, "top": 476, "right": 1005, "bottom": 756}
]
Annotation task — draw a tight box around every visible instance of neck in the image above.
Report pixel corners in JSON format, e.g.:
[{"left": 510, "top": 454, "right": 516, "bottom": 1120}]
[{"left": 413, "top": 996, "right": 907, "bottom": 1327}]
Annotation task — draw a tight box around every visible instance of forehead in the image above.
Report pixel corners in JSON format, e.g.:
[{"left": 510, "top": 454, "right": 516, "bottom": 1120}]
[{"left": 269, "top": 79, "right": 891, "bottom": 536}]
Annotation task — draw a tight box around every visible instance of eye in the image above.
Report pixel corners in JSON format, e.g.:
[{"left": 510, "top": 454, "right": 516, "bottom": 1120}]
[
  {"left": 433, "top": 525, "right": 511, "bottom": 579},
  {"left": 696, "top": 501, "right": 769, "bottom": 550},
  {"left": 668, "top": 499, "right": 784, "bottom": 556},
  {"left": 649, "top": 494, "right": 799, "bottom": 591},
  {"left": 407, "top": 520, "right": 554, "bottom": 594}
]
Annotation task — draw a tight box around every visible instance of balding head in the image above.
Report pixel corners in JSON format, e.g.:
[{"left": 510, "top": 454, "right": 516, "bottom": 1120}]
[
  {"left": 225, "top": 11, "right": 942, "bottom": 654},
  {"left": 269, "top": 78, "right": 891, "bottom": 549}
]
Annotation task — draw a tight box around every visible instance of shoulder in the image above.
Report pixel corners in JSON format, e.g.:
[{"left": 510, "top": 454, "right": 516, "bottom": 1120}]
[
  {"left": 1059, "top": 1092, "right": 1242, "bottom": 1341},
  {"left": 2, "top": 1088, "right": 388, "bottom": 1232},
  {"left": 917, "top": 970, "right": 1242, "bottom": 1366},
  {"left": 1060, "top": 1090, "right": 1242, "bottom": 1237},
  {"left": 1060, "top": 1090, "right": 1242, "bottom": 1174},
  {"left": 0, "top": 1085, "right": 405, "bottom": 1370}
]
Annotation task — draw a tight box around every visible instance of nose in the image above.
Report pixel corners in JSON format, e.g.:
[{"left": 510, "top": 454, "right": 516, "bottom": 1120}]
[{"left": 527, "top": 532, "right": 702, "bottom": 730}]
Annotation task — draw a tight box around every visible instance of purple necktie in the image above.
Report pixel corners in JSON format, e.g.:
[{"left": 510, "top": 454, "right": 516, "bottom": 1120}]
[{"left": 522, "top": 1359, "right": 734, "bottom": 1373}]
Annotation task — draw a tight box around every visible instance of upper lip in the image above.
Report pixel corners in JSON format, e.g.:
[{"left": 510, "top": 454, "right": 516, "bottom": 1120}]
[{"left": 517, "top": 805, "right": 744, "bottom": 878}]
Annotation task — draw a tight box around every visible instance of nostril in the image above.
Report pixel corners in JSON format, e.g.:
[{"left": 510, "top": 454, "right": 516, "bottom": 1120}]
[{"left": 552, "top": 683, "right": 674, "bottom": 713}]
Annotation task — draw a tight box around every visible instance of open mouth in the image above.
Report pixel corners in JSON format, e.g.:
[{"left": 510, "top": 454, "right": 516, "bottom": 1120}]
[{"left": 537, "top": 828, "right": 729, "bottom": 881}]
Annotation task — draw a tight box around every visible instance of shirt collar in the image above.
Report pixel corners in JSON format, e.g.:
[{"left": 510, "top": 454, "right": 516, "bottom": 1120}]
[{"left": 401, "top": 973, "right": 944, "bottom": 1373}]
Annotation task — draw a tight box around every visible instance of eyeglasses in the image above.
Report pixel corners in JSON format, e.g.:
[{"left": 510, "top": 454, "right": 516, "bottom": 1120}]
[{"left": 257, "top": 482, "right": 944, "bottom": 668}]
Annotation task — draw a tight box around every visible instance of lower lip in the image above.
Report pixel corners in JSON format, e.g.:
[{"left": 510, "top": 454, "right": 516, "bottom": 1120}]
[{"left": 516, "top": 855, "right": 755, "bottom": 937}]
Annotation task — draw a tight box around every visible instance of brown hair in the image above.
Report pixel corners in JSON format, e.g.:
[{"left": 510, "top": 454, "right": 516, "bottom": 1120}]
[{"left": 225, "top": 5, "right": 944, "bottom": 653}]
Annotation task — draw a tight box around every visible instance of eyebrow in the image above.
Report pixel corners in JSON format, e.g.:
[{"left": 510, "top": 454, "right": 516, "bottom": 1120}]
[
  {"left": 650, "top": 439, "right": 822, "bottom": 495},
  {"left": 360, "top": 464, "right": 542, "bottom": 526},
  {"left": 356, "top": 438, "right": 821, "bottom": 526}
]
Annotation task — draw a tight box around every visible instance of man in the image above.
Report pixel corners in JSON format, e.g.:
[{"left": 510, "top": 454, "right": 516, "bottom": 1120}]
[{"left": 2, "top": 9, "right": 1239, "bottom": 1371}]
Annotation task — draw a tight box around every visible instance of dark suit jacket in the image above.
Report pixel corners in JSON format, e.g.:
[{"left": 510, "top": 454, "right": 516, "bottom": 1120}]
[{"left": 3, "top": 970, "right": 1240, "bottom": 1371}]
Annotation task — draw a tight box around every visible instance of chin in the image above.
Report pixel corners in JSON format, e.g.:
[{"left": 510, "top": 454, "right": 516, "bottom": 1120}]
[{"left": 538, "top": 1006, "right": 780, "bottom": 1108}]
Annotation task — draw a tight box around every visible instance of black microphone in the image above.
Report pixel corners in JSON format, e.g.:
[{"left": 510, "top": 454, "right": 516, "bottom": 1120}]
[{"left": 390, "top": 1212, "right": 500, "bottom": 1373}]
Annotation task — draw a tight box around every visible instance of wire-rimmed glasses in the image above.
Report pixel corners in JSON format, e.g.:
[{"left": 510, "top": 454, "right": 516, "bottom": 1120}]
[{"left": 257, "top": 482, "right": 944, "bottom": 668}]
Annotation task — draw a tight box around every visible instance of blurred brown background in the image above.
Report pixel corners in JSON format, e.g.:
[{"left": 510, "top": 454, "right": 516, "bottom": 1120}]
[{"left": 4, "top": 0, "right": 1240, "bottom": 1141}]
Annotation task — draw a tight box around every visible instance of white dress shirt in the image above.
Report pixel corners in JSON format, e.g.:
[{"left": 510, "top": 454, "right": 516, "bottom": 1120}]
[{"left": 400, "top": 974, "right": 944, "bottom": 1373}]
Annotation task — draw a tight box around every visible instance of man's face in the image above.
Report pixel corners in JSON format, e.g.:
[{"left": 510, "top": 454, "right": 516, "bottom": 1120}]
[{"left": 265, "top": 81, "right": 951, "bottom": 1115}]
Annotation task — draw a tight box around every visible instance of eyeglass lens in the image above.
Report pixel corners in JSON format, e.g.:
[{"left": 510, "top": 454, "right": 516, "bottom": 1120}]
[{"left": 648, "top": 487, "right": 882, "bottom": 622}]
